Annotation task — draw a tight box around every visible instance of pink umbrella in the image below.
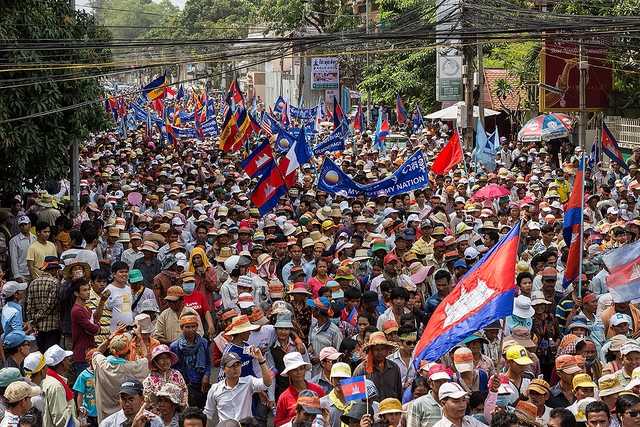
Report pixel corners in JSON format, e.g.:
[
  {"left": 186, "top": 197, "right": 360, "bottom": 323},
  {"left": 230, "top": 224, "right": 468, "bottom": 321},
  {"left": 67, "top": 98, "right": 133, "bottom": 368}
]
[{"left": 472, "top": 184, "right": 511, "bottom": 201}]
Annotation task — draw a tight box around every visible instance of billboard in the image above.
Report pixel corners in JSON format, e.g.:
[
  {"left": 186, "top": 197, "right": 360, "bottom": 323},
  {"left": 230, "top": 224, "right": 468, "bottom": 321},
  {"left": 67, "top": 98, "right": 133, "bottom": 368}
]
[
  {"left": 540, "top": 33, "right": 612, "bottom": 112},
  {"left": 312, "top": 57, "right": 339, "bottom": 89}
]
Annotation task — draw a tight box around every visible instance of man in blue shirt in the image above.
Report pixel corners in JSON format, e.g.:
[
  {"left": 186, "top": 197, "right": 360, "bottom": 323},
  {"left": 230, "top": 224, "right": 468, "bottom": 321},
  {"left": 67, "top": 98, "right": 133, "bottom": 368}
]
[
  {"left": 1, "top": 281, "right": 28, "bottom": 340},
  {"left": 170, "top": 313, "right": 211, "bottom": 408}
]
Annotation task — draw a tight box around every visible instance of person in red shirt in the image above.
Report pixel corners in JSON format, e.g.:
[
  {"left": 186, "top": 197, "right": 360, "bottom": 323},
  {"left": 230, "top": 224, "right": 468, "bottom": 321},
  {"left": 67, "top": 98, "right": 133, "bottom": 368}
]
[
  {"left": 180, "top": 272, "right": 215, "bottom": 338},
  {"left": 70, "top": 277, "right": 100, "bottom": 374},
  {"left": 274, "top": 352, "right": 325, "bottom": 427}
]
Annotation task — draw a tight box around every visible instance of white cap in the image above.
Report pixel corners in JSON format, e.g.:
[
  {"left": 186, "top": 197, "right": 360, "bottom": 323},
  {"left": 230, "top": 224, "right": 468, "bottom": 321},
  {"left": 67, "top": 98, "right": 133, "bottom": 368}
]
[
  {"left": 438, "top": 382, "right": 469, "bottom": 400},
  {"left": 464, "top": 247, "right": 479, "bottom": 260},
  {"left": 171, "top": 217, "right": 184, "bottom": 226},
  {"left": 44, "top": 345, "right": 73, "bottom": 366}
]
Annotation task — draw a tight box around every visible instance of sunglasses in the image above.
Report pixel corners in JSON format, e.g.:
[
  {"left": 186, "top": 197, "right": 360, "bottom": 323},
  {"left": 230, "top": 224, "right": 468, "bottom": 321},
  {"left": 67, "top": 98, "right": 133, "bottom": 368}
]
[
  {"left": 322, "top": 359, "right": 342, "bottom": 364},
  {"left": 403, "top": 341, "right": 416, "bottom": 346},
  {"left": 627, "top": 411, "right": 640, "bottom": 418}
]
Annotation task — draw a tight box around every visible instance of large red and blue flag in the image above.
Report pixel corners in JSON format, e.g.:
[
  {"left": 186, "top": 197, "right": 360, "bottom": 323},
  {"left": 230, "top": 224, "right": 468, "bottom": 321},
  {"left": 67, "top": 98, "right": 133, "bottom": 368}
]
[
  {"left": 242, "top": 138, "right": 274, "bottom": 178},
  {"left": 602, "top": 121, "right": 630, "bottom": 172},
  {"left": 413, "top": 103, "right": 424, "bottom": 134},
  {"left": 353, "top": 102, "right": 364, "bottom": 133},
  {"left": 562, "top": 153, "right": 584, "bottom": 288},
  {"left": 225, "top": 78, "right": 245, "bottom": 109},
  {"left": 333, "top": 96, "right": 348, "bottom": 131},
  {"left": 603, "top": 240, "right": 640, "bottom": 303},
  {"left": 249, "top": 162, "right": 288, "bottom": 215},
  {"left": 395, "top": 94, "right": 408, "bottom": 124},
  {"left": 340, "top": 376, "right": 367, "bottom": 402},
  {"left": 414, "top": 221, "right": 521, "bottom": 365}
]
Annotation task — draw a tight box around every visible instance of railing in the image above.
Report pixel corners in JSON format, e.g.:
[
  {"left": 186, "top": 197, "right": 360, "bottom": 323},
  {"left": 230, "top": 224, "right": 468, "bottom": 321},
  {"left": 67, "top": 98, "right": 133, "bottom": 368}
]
[{"left": 605, "top": 116, "right": 640, "bottom": 149}]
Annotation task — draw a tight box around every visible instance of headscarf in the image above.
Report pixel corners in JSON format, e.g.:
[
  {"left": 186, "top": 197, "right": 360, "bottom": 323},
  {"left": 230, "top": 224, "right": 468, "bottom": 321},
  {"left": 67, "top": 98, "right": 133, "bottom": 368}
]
[
  {"left": 258, "top": 257, "right": 277, "bottom": 281},
  {"left": 188, "top": 247, "right": 211, "bottom": 273}
]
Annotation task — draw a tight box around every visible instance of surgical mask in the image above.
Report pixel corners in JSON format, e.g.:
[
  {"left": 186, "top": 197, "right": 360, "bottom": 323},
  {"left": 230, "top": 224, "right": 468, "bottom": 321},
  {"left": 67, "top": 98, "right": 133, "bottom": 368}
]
[
  {"left": 557, "top": 176, "right": 564, "bottom": 181},
  {"left": 330, "top": 318, "right": 340, "bottom": 325},
  {"left": 585, "top": 358, "right": 596, "bottom": 366},
  {"left": 620, "top": 204, "right": 628, "bottom": 210},
  {"left": 206, "top": 238, "right": 213, "bottom": 244},
  {"left": 351, "top": 353, "right": 361, "bottom": 362},
  {"left": 496, "top": 395, "right": 511, "bottom": 407},
  {"left": 183, "top": 283, "right": 195, "bottom": 293},
  {"left": 472, "top": 414, "right": 487, "bottom": 424}
]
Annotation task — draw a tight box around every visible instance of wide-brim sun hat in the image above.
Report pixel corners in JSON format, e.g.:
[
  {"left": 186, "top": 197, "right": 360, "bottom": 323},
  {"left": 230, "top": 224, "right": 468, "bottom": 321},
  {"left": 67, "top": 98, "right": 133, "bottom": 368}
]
[{"left": 281, "top": 352, "right": 312, "bottom": 377}]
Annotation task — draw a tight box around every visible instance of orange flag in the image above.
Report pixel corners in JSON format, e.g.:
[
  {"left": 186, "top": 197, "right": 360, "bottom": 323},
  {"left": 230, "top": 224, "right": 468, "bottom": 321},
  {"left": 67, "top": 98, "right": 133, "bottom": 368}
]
[{"left": 431, "top": 130, "right": 463, "bottom": 175}]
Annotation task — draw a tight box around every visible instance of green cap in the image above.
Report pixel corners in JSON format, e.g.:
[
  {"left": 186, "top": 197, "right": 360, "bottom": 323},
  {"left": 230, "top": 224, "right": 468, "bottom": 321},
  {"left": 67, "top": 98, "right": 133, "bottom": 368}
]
[
  {"left": 0, "top": 368, "right": 22, "bottom": 387},
  {"left": 129, "top": 269, "right": 143, "bottom": 284}
]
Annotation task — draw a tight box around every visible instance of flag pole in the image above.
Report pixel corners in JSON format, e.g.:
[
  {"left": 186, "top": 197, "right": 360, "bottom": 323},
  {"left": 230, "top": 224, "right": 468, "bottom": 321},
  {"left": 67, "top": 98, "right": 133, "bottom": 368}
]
[
  {"left": 578, "top": 152, "right": 586, "bottom": 297},
  {"left": 457, "top": 127, "right": 471, "bottom": 194}
]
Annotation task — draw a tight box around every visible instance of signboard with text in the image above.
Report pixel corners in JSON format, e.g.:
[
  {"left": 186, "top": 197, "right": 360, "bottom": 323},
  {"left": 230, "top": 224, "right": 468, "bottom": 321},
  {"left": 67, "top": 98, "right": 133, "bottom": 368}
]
[{"left": 312, "top": 57, "right": 340, "bottom": 89}]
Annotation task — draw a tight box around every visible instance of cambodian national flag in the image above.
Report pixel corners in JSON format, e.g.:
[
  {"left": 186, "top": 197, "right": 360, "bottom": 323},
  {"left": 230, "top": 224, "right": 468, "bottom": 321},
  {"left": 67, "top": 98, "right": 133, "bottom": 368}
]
[
  {"left": 269, "top": 366, "right": 279, "bottom": 377},
  {"left": 602, "top": 121, "right": 630, "bottom": 172},
  {"left": 249, "top": 161, "right": 288, "bottom": 215},
  {"left": 333, "top": 96, "right": 347, "bottom": 131},
  {"left": 414, "top": 222, "right": 521, "bottom": 366},
  {"left": 346, "top": 306, "right": 358, "bottom": 327},
  {"left": 354, "top": 102, "right": 364, "bottom": 133},
  {"left": 242, "top": 138, "right": 274, "bottom": 178},
  {"left": 562, "top": 153, "right": 584, "bottom": 288},
  {"left": 340, "top": 376, "right": 367, "bottom": 402},
  {"left": 395, "top": 94, "right": 408, "bottom": 124},
  {"left": 603, "top": 240, "right": 640, "bottom": 303}
]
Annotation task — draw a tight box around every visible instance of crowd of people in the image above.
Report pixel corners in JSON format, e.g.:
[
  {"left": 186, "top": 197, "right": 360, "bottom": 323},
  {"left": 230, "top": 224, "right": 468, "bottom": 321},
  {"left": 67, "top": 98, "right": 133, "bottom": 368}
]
[{"left": 0, "top": 111, "right": 638, "bottom": 427}]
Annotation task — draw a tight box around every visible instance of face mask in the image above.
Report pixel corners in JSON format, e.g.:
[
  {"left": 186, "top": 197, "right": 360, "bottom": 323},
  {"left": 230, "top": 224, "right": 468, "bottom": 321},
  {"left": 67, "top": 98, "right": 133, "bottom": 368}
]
[
  {"left": 496, "top": 395, "right": 511, "bottom": 408},
  {"left": 620, "top": 204, "right": 628, "bottom": 210},
  {"left": 206, "top": 238, "right": 213, "bottom": 244},
  {"left": 351, "top": 353, "right": 361, "bottom": 362},
  {"left": 472, "top": 414, "right": 487, "bottom": 424},
  {"left": 330, "top": 318, "right": 340, "bottom": 325},
  {"left": 183, "top": 283, "right": 195, "bottom": 293},
  {"left": 585, "top": 358, "right": 595, "bottom": 366},
  {"left": 557, "top": 177, "right": 564, "bottom": 181}
]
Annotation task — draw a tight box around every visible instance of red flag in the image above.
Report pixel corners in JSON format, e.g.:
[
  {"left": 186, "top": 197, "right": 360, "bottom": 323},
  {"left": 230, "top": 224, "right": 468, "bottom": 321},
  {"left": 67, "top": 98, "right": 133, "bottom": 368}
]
[{"left": 431, "top": 130, "right": 462, "bottom": 175}]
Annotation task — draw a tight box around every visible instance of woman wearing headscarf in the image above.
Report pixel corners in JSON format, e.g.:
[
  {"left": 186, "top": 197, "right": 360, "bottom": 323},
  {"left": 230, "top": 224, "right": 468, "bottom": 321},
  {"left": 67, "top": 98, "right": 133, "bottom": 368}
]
[{"left": 188, "top": 247, "right": 218, "bottom": 309}]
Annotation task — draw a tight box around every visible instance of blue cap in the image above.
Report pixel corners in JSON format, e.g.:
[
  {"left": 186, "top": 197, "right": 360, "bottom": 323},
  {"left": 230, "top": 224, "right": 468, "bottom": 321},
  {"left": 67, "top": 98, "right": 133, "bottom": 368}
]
[
  {"left": 403, "top": 227, "right": 415, "bottom": 240},
  {"left": 3, "top": 330, "right": 35, "bottom": 349},
  {"left": 453, "top": 260, "right": 467, "bottom": 269}
]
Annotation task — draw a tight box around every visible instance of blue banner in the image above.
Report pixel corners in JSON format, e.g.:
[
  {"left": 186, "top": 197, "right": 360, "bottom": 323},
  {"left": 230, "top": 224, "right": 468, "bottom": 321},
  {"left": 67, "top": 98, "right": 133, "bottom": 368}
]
[
  {"left": 318, "top": 150, "right": 430, "bottom": 198},
  {"left": 274, "top": 99, "right": 318, "bottom": 119},
  {"left": 131, "top": 103, "right": 162, "bottom": 124},
  {"left": 202, "top": 117, "right": 219, "bottom": 136},
  {"left": 313, "top": 128, "right": 345, "bottom": 155}
]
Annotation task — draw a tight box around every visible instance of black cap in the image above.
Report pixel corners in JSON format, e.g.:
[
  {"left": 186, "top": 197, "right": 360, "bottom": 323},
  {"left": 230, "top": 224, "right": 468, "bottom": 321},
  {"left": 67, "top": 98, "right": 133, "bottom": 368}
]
[
  {"left": 119, "top": 378, "right": 143, "bottom": 396},
  {"left": 363, "top": 291, "right": 378, "bottom": 307},
  {"left": 220, "top": 352, "right": 242, "bottom": 367}
]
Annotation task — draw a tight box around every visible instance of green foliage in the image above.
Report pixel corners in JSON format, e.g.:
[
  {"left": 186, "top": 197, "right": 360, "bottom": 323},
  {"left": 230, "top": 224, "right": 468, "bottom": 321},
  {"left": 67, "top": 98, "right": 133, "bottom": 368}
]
[
  {"left": 258, "top": 0, "right": 361, "bottom": 35},
  {"left": 147, "top": 0, "right": 260, "bottom": 40},
  {"left": 90, "top": 0, "right": 178, "bottom": 40},
  {"left": 0, "top": 0, "right": 112, "bottom": 195},
  {"left": 359, "top": 49, "right": 439, "bottom": 111}
]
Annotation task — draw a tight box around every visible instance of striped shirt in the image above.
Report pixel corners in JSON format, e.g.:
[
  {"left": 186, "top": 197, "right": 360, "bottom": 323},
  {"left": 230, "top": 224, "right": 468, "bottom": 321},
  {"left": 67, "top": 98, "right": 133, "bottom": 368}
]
[{"left": 87, "top": 288, "right": 112, "bottom": 344}]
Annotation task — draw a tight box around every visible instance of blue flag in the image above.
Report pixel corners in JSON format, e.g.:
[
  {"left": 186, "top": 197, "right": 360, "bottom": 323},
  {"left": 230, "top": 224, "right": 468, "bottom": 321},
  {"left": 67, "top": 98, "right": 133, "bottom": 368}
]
[
  {"left": 413, "top": 103, "right": 424, "bottom": 135},
  {"left": 313, "top": 128, "right": 345, "bottom": 155},
  {"left": 473, "top": 119, "right": 497, "bottom": 172},
  {"left": 275, "top": 129, "right": 296, "bottom": 153},
  {"left": 177, "top": 85, "right": 185, "bottom": 101}
]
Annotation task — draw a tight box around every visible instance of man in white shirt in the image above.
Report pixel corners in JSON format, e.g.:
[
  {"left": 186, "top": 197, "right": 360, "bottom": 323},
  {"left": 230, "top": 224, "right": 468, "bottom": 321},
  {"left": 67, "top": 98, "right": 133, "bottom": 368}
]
[
  {"left": 204, "top": 349, "right": 271, "bottom": 424},
  {"left": 432, "top": 383, "right": 486, "bottom": 427},
  {"left": 9, "top": 216, "right": 36, "bottom": 283}
]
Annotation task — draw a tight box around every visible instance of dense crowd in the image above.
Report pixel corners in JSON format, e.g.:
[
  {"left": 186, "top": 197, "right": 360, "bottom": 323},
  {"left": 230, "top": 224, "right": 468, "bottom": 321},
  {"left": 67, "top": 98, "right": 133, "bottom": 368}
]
[{"left": 0, "top": 117, "right": 639, "bottom": 427}]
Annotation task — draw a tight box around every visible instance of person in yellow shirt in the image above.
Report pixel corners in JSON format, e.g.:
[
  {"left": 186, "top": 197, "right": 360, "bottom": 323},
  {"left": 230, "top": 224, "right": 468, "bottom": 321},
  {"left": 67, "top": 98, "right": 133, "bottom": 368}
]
[{"left": 554, "top": 170, "right": 571, "bottom": 203}]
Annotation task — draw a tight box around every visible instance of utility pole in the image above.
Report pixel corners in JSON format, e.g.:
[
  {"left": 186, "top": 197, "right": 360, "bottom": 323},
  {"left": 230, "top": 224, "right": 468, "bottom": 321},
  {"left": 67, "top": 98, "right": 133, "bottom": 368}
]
[
  {"left": 70, "top": 140, "right": 79, "bottom": 216},
  {"left": 477, "top": 42, "right": 484, "bottom": 128},
  {"left": 578, "top": 42, "right": 588, "bottom": 151},
  {"left": 463, "top": 43, "right": 475, "bottom": 150},
  {"left": 365, "top": 0, "right": 371, "bottom": 129}
]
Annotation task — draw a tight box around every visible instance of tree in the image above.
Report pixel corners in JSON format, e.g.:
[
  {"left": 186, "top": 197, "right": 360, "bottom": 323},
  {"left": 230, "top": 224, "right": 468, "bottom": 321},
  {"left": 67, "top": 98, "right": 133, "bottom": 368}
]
[
  {"left": 0, "top": 0, "right": 112, "bottom": 195},
  {"left": 99, "top": 0, "right": 178, "bottom": 41},
  {"left": 258, "top": 0, "right": 361, "bottom": 35}
]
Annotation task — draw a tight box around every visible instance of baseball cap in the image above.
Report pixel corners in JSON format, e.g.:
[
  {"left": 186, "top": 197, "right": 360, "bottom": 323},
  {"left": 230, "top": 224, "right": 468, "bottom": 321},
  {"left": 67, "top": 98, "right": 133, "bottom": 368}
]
[
  {"left": 453, "top": 348, "right": 474, "bottom": 373},
  {"left": 119, "top": 378, "right": 144, "bottom": 396},
  {"left": 2, "top": 331, "right": 35, "bottom": 349},
  {"left": 505, "top": 345, "right": 533, "bottom": 365},
  {"left": 297, "top": 390, "right": 322, "bottom": 414},
  {"left": 464, "top": 247, "right": 479, "bottom": 260},
  {"left": 611, "top": 313, "right": 632, "bottom": 326},
  {"left": 17, "top": 216, "right": 30, "bottom": 225},
  {"left": 1, "top": 281, "right": 27, "bottom": 297},
  {"left": 621, "top": 343, "right": 640, "bottom": 356},
  {"left": 438, "top": 382, "right": 468, "bottom": 400},
  {"left": 527, "top": 379, "right": 550, "bottom": 395},
  {"left": 319, "top": 347, "right": 344, "bottom": 361},
  {"left": 555, "top": 355, "right": 582, "bottom": 374},
  {"left": 23, "top": 352, "right": 53, "bottom": 377},
  {"left": 330, "top": 362, "right": 352, "bottom": 379},
  {"left": 572, "top": 373, "right": 597, "bottom": 390},
  {"left": 4, "top": 381, "right": 40, "bottom": 404},
  {"left": 220, "top": 352, "right": 242, "bottom": 367},
  {"left": 428, "top": 364, "right": 451, "bottom": 381}
]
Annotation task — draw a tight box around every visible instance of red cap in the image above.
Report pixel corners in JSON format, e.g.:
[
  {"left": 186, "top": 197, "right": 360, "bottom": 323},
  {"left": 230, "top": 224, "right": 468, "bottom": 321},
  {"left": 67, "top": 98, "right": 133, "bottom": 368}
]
[{"left": 384, "top": 253, "right": 399, "bottom": 264}]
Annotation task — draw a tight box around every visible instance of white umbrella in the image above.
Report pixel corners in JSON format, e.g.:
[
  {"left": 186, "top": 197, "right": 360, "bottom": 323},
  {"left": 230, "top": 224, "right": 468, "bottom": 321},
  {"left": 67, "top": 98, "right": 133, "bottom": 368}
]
[{"left": 425, "top": 101, "right": 501, "bottom": 121}]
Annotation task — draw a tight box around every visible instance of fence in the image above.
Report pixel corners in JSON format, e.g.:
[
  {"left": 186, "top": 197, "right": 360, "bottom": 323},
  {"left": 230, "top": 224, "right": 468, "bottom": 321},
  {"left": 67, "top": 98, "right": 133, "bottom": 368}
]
[{"left": 605, "top": 116, "right": 640, "bottom": 149}]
